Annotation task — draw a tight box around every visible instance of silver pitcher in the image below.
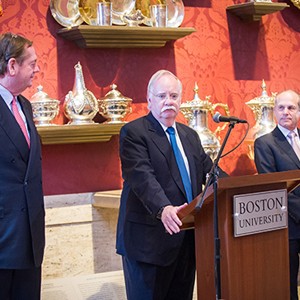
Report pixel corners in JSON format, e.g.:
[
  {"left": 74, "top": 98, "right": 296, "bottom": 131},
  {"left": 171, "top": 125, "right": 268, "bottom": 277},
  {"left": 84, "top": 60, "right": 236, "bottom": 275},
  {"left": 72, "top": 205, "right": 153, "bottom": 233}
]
[
  {"left": 180, "top": 83, "right": 229, "bottom": 160},
  {"left": 64, "top": 62, "right": 99, "bottom": 125}
]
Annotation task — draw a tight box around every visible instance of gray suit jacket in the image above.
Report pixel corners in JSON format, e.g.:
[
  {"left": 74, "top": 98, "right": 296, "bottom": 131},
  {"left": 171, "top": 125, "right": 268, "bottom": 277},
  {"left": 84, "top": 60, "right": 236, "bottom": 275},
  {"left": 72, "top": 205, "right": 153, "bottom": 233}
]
[
  {"left": 0, "top": 95, "right": 45, "bottom": 268},
  {"left": 254, "top": 126, "right": 300, "bottom": 239}
]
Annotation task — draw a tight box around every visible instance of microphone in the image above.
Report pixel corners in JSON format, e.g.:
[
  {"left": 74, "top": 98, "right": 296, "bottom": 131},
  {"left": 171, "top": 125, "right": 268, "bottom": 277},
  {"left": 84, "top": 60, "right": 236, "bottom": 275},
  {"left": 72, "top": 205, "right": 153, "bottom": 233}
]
[{"left": 213, "top": 112, "right": 247, "bottom": 124}]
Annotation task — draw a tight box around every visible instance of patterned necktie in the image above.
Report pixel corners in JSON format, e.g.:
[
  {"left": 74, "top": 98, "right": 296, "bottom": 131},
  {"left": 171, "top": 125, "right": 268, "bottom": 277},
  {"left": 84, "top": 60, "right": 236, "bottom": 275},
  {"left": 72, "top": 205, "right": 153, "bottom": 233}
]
[
  {"left": 166, "top": 127, "right": 193, "bottom": 203},
  {"left": 11, "top": 96, "right": 30, "bottom": 147},
  {"left": 288, "top": 131, "right": 300, "bottom": 160}
]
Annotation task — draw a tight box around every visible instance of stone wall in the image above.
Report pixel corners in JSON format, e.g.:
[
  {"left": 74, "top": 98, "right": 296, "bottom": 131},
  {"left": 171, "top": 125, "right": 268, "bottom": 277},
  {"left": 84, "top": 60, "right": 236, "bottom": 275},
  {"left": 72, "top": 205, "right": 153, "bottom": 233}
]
[{"left": 43, "top": 191, "right": 122, "bottom": 280}]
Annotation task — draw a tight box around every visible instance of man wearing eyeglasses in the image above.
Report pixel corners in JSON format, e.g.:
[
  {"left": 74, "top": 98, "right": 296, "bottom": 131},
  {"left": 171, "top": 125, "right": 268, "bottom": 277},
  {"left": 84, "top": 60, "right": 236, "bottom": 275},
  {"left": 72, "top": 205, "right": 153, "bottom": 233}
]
[{"left": 116, "top": 70, "right": 220, "bottom": 300}]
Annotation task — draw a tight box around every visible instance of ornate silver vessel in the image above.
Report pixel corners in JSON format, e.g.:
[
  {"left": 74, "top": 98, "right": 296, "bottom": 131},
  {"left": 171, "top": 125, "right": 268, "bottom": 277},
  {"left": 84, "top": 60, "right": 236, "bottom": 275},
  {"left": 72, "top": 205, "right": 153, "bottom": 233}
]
[
  {"left": 64, "top": 62, "right": 99, "bottom": 125},
  {"left": 98, "top": 84, "right": 132, "bottom": 124},
  {"left": 246, "top": 80, "right": 276, "bottom": 139},
  {"left": 121, "top": 9, "right": 146, "bottom": 26},
  {"left": 245, "top": 80, "right": 277, "bottom": 159},
  {"left": 30, "top": 85, "right": 60, "bottom": 126},
  {"left": 180, "top": 83, "right": 229, "bottom": 160}
]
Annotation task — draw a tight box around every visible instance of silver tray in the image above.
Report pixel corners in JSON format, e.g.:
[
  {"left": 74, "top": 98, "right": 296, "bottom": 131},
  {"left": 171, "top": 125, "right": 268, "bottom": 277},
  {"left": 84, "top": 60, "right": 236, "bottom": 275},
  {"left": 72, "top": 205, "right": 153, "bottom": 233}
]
[
  {"left": 50, "top": 0, "right": 84, "bottom": 27},
  {"left": 78, "top": 0, "right": 98, "bottom": 25},
  {"left": 167, "top": 0, "right": 184, "bottom": 28}
]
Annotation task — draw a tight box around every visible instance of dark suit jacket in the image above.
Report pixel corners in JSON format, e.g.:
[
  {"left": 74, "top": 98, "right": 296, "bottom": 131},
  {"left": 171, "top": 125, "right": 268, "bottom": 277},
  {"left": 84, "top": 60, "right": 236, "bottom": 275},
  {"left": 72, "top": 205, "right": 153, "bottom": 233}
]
[
  {"left": 254, "top": 126, "right": 300, "bottom": 239},
  {"left": 0, "top": 95, "right": 45, "bottom": 269},
  {"left": 116, "top": 112, "right": 213, "bottom": 266}
]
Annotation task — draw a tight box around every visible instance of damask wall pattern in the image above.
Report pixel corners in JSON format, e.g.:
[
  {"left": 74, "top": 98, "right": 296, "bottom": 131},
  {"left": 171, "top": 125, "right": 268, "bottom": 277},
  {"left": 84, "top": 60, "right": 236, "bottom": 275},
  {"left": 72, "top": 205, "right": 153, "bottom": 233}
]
[{"left": 0, "top": 0, "right": 299, "bottom": 194}]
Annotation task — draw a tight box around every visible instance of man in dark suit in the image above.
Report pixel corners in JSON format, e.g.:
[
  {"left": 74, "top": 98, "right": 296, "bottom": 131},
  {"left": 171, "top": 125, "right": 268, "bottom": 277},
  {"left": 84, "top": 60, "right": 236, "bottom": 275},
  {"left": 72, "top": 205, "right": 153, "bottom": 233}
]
[
  {"left": 0, "top": 33, "right": 45, "bottom": 299},
  {"left": 116, "top": 70, "right": 218, "bottom": 300},
  {"left": 254, "top": 89, "right": 300, "bottom": 300}
]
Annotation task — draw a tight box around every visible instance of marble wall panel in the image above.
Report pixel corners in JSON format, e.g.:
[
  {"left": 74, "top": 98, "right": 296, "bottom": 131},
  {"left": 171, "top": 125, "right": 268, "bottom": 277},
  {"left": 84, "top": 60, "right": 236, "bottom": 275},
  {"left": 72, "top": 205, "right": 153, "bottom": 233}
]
[{"left": 43, "top": 193, "right": 122, "bottom": 280}]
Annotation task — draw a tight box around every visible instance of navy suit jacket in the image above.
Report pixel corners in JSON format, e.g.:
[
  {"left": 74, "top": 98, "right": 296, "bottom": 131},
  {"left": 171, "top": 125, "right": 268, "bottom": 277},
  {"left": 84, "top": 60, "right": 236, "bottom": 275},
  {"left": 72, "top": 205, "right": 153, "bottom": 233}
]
[
  {"left": 254, "top": 126, "right": 300, "bottom": 239},
  {"left": 116, "top": 113, "right": 213, "bottom": 266},
  {"left": 0, "top": 95, "right": 45, "bottom": 268}
]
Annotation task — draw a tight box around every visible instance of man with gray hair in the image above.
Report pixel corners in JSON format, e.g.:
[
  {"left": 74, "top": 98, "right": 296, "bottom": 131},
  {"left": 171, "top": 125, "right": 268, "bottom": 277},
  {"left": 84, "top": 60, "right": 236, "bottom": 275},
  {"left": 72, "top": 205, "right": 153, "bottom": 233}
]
[
  {"left": 255, "top": 89, "right": 300, "bottom": 300},
  {"left": 116, "top": 70, "right": 223, "bottom": 299}
]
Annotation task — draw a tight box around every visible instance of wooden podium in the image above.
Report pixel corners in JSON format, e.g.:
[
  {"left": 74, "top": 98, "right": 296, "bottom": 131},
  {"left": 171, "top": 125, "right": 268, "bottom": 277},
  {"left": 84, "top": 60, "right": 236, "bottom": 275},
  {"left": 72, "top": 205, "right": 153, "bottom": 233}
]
[{"left": 178, "top": 170, "right": 300, "bottom": 300}]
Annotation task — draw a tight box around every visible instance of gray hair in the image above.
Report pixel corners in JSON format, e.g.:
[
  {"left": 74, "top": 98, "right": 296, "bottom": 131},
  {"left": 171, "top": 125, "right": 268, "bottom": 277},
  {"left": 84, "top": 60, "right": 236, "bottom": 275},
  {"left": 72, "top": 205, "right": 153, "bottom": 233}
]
[{"left": 147, "top": 70, "right": 182, "bottom": 99}]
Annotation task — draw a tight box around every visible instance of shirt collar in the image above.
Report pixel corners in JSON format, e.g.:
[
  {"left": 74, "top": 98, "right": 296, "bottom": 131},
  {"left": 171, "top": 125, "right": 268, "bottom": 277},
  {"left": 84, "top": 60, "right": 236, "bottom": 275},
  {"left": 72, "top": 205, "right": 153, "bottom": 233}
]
[
  {"left": 160, "top": 122, "right": 177, "bottom": 134},
  {"left": 278, "top": 124, "right": 298, "bottom": 138},
  {"left": 0, "top": 84, "right": 15, "bottom": 107}
]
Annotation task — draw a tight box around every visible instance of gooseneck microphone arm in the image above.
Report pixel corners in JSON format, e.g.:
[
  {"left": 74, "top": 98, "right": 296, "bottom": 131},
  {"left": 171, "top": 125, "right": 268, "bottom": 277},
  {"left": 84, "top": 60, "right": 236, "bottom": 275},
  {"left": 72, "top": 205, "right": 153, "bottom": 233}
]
[{"left": 196, "top": 120, "right": 237, "bottom": 300}]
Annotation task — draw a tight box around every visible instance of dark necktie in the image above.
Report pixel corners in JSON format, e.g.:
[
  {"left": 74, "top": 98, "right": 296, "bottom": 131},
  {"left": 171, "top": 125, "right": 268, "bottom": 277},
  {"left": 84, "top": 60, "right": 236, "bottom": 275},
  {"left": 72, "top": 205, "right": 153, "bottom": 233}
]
[
  {"left": 11, "top": 96, "right": 30, "bottom": 147},
  {"left": 166, "top": 127, "right": 193, "bottom": 203}
]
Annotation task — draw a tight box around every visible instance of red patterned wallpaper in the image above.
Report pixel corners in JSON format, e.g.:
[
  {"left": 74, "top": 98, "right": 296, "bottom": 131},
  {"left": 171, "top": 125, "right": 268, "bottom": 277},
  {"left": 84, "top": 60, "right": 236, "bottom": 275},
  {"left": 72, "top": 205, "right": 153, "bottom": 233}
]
[{"left": 0, "top": 0, "right": 299, "bottom": 194}]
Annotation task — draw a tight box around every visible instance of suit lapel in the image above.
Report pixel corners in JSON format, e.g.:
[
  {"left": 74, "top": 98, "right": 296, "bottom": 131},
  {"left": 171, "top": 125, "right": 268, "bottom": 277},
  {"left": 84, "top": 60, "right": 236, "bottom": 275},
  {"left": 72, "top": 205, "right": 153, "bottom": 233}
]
[
  {"left": 146, "top": 113, "right": 187, "bottom": 198},
  {"left": 0, "top": 95, "right": 30, "bottom": 162},
  {"left": 273, "top": 127, "right": 300, "bottom": 169}
]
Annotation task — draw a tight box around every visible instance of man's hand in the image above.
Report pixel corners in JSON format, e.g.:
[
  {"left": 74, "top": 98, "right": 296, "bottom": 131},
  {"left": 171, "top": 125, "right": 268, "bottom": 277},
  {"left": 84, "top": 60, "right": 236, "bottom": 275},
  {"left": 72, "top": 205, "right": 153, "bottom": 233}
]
[{"left": 161, "top": 203, "right": 188, "bottom": 235}]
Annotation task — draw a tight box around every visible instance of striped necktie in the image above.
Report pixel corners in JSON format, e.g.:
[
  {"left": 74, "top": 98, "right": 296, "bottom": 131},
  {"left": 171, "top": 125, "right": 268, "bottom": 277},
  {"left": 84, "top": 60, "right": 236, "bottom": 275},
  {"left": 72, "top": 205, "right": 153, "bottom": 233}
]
[
  {"left": 288, "top": 131, "right": 300, "bottom": 160},
  {"left": 11, "top": 96, "right": 30, "bottom": 147},
  {"left": 166, "top": 127, "right": 193, "bottom": 203}
]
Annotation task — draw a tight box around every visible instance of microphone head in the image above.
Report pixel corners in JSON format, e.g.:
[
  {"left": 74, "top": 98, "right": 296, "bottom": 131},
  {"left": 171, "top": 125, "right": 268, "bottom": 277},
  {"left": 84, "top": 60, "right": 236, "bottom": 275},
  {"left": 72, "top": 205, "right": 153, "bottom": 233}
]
[{"left": 213, "top": 112, "right": 221, "bottom": 123}]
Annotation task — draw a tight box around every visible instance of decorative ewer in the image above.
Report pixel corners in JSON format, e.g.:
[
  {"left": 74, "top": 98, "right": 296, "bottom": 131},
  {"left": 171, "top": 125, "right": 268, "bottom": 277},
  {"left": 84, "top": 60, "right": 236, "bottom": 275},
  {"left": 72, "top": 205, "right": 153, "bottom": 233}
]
[
  {"left": 245, "top": 79, "right": 276, "bottom": 159},
  {"left": 246, "top": 80, "right": 276, "bottom": 139},
  {"left": 30, "top": 85, "right": 60, "bottom": 126},
  {"left": 180, "top": 83, "right": 230, "bottom": 160},
  {"left": 64, "top": 62, "right": 99, "bottom": 125},
  {"left": 98, "top": 84, "right": 132, "bottom": 124}
]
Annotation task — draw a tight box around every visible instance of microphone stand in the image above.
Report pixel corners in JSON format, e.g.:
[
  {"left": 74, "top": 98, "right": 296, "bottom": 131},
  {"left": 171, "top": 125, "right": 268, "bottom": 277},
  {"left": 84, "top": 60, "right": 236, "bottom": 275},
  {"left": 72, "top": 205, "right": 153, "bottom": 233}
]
[{"left": 196, "top": 121, "right": 237, "bottom": 300}]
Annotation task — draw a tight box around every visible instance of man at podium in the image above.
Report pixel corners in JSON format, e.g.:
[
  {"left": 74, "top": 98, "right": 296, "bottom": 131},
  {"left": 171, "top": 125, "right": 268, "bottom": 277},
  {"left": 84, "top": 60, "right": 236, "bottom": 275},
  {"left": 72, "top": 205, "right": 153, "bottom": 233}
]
[
  {"left": 116, "top": 70, "right": 222, "bottom": 300},
  {"left": 254, "top": 90, "right": 300, "bottom": 300}
]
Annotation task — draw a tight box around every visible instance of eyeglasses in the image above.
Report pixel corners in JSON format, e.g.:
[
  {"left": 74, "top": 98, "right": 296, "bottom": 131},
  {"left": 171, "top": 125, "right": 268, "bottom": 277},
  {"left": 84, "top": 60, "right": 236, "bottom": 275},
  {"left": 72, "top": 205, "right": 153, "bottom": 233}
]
[{"left": 149, "top": 91, "right": 180, "bottom": 101}]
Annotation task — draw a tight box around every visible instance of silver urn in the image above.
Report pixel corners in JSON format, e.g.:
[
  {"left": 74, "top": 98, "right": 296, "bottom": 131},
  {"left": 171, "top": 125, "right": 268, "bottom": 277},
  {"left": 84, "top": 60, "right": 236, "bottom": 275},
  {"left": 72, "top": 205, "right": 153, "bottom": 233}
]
[
  {"left": 180, "top": 83, "right": 229, "bottom": 160},
  {"left": 99, "top": 84, "right": 132, "bottom": 124},
  {"left": 64, "top": 62, "right": 99, "bottom": 125},
  {"left": 245, "top": 79, "right": 277, "bottom": 160},
  {"left": 246, "top": 79, "right": 276, "bottom": 139},
  {"left": 30, "top": 85, "right": 60, "bottom": 126}
]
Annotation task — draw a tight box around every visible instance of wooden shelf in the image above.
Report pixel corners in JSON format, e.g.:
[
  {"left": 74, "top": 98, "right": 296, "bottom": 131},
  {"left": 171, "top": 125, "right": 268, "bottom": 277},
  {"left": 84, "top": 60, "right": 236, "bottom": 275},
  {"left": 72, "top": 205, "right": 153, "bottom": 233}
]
[
  {"left": 37, "top": 123, "right": 123, "bottom": 145},
  {"left": 57, "top": 25, "right": 196, "bottom": 48},
  {"left": 227, "top": 2, "right": 289, "bottom": 22}
]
